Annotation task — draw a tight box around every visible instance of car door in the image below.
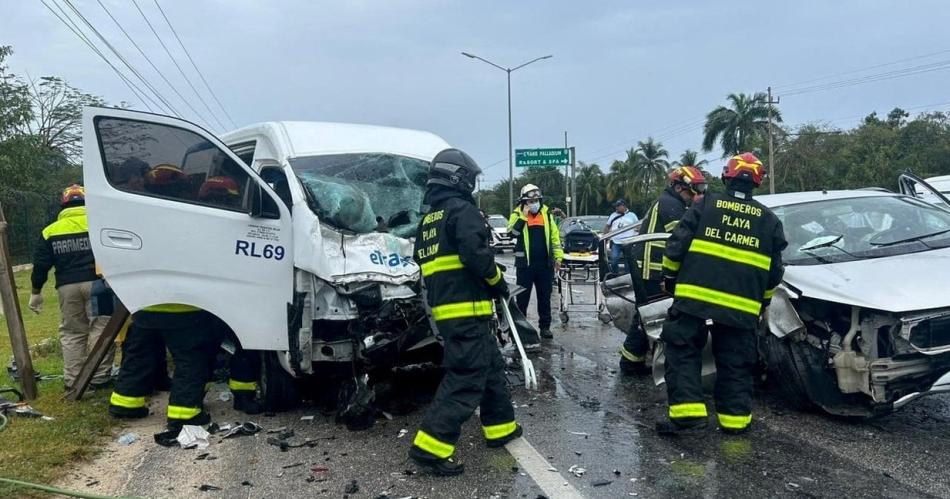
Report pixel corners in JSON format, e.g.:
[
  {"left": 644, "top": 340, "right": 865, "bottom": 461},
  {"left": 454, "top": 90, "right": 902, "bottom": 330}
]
[
  {"left": 82, "top": 108, "right": 293, "bottom": 350},
  {"left": 899, "top": 171, "right": 950, "bottom": 209}
]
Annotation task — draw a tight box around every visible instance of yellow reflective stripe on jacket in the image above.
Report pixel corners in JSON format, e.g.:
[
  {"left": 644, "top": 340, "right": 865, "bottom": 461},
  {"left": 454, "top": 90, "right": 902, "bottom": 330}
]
[
  {"left": 688, "top": 239, "right": 771, "bottom": 271},
  {"left": 675, "top": 284, "right": 762, "bottom": 316},
  {"left": 664, "top": 220, "right": 679, "bottom": 231},
  {"left": 420, "top": 254, "right": 464, "bottom": 277},
  {"left": 110, "top": 392, "right": 146, "bottom": 409},
  {"left": 413, "top": 430, "right": 454, "bottom": 458},
  {"left": 718, "top": 413, "right": 752, "bottom": 429},
  {"left": 486, "top": 266, "right": 503, "bottom": 286},
  {"left": 229, "top": 379, "right": 257, "bottom": 392},
  {"left": 764, "top": 288, "right": 775, "bottom": 299},
  {"left": 620, "top": 345, "right": 643, "bottom": 362},
  {"left": 662, "top": 255, "right": 680, "bottom": 272},
  {"left": 642, "top": 203, "right": 661, "bottom": 280},
  {"left": 143, "top": 304, "right": 202, "bottom": 313},
  {"left": 431, "top": 300, "right": 494, "bottom": 321},
  {"left": 167, "top": 405, "right": 202, "bottom": 420},
  {"left": 669, "top": 402, "right": 707, "bottom": 419},
  {"left": 483, "top": 421, "right": 518, "bottom": 440},
  {"left": 42, "top": 206, "right": 89, "bottom": 239}
]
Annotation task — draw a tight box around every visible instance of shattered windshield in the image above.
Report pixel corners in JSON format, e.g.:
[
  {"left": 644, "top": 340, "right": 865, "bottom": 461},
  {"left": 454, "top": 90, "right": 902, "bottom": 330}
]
[
  {"left": 773, "top": 195, "right": 950, "bottom": 265},
  {"left": 290, "top": 153, "right": 429, "bottom": 238}
]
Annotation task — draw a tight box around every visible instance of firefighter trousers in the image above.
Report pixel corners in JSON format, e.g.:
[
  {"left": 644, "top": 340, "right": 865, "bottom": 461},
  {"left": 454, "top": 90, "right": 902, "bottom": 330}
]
[
  {"left": 228, "top": 347, "right": 261, "bottom": 393},
  {"left": 110, "top": 311, "right": 217, "bottom": 424},
  {"left": 515, "top": 263, "right": 553, "bottom": 332},
  {"left": 412, "top": 319, "right": 516, "bottom": 460},
  {"left": 661, "top": 310, "right": 756, "bottom": 431}
]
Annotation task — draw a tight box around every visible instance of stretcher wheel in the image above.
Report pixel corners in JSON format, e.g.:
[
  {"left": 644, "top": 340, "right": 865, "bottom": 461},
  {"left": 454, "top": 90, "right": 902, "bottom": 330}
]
[
  {"left": 598, "top": 311, "right": 612, "bottom": 324},
  {"left": 560, "top": 311, "right": 570, "bottom": 324}
]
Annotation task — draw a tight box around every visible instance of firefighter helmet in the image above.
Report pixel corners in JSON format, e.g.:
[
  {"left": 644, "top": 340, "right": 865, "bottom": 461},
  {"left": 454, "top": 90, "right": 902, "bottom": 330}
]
[
  {"left": 60, "top": 184, "right": 85, "bottom": 207},
  {"left": 198, "top": 176, "right": 240, "bottom": 201},
  {"left": 723, "top": 152, "right": 765, "bottom": 187},
  {"left": 145, "top": 164, "right": 186, "bottom": 196},
  {"left": 668, "top": 166, "right": 707, "bottom": 193},
  {"left": 427, "top": 148, "right": 481, "bottom": 193},
  {"left": 520, "top": 183, "right": 542, "bottom": 201}
]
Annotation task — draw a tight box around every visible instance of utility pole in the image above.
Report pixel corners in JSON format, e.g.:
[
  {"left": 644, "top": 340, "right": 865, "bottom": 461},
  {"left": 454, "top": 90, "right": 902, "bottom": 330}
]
[
  {"left": 564, "top": 131, "right": 570, "bottom": 215},
  {"left": 570, "top": 146, "right": 577, "bottom": 217},
  {"left": 766, "top": 86, "right": 780, "bottom": 194}
]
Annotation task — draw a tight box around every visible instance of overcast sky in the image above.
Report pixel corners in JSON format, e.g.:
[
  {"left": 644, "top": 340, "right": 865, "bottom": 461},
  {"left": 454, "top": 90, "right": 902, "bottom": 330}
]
[{"left": 5, "top": 0, "right": 950, "bottom": 184}]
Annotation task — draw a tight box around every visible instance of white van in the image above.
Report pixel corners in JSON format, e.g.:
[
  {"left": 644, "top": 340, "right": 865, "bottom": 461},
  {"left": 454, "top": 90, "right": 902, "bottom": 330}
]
[{"left": 82, "top": 108, "right": 449, "bottom": 416}]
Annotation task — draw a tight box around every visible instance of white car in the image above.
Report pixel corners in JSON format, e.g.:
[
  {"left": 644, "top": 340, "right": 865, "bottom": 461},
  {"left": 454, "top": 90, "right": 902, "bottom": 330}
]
[
  {"left": 603, "top": 177, "right": 950, "bottom": 417},
  {"left": 82, "top": 108, "right": 449, "bottom": 422},
  {"left": 487, "top": 214, "right": 514, "bottom": 252}
]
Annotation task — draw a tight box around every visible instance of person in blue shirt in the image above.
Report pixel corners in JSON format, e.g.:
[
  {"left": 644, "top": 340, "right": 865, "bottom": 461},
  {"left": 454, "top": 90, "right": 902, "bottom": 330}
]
[{"left": 603, "top": 199, "right": 639, "bottom": 274}]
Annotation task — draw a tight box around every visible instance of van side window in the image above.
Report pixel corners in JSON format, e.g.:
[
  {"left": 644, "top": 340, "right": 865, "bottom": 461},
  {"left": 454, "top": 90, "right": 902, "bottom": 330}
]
[{"left": 96, "top": 117, "right": 252, "bottom": 212}]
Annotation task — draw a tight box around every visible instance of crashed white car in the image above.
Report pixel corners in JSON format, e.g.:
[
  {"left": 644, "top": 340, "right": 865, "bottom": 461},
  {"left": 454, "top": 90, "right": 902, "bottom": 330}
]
[
  {"left": 603, "top": 178, "right": 950, "bottom": 416},
  {"left": 82, "top": 108, "right": 449, "bottom": 421}
]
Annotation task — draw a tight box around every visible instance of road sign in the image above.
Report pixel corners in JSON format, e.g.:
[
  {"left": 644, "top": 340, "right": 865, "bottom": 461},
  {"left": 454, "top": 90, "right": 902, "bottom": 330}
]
[{"left": 515, "top": 148, "right": 570, "bottom": 168}]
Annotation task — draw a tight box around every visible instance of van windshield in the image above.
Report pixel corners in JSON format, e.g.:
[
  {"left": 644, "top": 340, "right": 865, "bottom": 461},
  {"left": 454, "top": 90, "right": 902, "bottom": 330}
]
[{"left": 289, "top": 153, "right": 429, "bottom": 238}]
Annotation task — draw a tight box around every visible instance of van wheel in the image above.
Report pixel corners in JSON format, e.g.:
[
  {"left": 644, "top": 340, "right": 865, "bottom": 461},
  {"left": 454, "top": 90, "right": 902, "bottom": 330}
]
[{"left": 260, "top": 352, "right": 300, "bottom": 412}]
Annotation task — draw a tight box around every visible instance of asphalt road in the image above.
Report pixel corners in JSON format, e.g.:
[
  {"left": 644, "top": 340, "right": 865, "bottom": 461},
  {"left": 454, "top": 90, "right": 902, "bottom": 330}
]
[{"left": 62, "top": 254, "right": 950, "bottom": 498}]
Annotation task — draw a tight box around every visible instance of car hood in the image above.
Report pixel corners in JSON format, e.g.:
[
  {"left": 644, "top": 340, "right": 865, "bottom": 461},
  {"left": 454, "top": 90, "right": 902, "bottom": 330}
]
[{"left": 784, "top": 247, "right": 950, "bottom": 312}]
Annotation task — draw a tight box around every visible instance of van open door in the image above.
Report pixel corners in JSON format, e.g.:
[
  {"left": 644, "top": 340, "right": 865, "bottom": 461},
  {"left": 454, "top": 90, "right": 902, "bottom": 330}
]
[
  {"left": 82, "top": 108, "right": 293, "bottom": 350},
  {"left": 899, "top": 171, "right": 950, "bottom": 209}
]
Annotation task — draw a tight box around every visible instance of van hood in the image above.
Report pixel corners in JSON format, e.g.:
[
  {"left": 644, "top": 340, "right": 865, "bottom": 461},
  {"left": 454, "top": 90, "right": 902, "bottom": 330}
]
[{"left": 784, "top": 247, "right": 950, "bottom": 312}]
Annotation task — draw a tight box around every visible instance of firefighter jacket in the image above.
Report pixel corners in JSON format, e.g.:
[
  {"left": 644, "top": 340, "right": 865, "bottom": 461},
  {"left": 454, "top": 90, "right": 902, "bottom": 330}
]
[
  {"left": 639, "top": 187, "right": 689, "bottom": 282},
  {"left": 507, "top": 204, "right": 563, "bottom": 268},
  {"left": 414, "top": 186, "right": 506, "bottom": 323},
  {"left": 31, "top": 206, "right": 97, "bottom": 291},
  {"left": 662, "top": 191, "right": 788, "bottom": 330}
]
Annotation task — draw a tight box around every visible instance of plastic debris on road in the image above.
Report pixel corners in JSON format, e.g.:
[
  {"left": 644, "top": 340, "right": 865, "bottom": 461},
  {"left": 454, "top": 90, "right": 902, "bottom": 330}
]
[
  {"left": 397, "top": 429, "right": 408, "bottom": 438},
  {"left": 117, "top": 432, "right": 138, "bottom": 445},
  {"left": 198, "top": 484, "right": 221, "bottom": 492},
  {"left": 568, "top": 465, "right": 586, "bottom": 477},
  {"left": 177, "top": 425, "right": 210, "bottom": 449}
]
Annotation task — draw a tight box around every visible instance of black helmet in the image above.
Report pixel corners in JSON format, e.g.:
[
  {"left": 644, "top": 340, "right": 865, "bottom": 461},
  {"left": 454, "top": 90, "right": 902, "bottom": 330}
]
[{"left": 427, "top": 148, "right": 481, "bottom": 193}]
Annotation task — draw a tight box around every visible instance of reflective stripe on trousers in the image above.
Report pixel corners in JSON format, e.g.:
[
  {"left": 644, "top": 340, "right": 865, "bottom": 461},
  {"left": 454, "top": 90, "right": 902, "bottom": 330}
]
[
  {"left": 669, "top": 402, "right": 707, "bottom": 419},
  {"left": 167, "top": 405, "right": 202, "bottom": 420},
  {"left": 483, "top": 421, "right": 517, "bottom": 440},
  {"left": 413, "top": 430, "right": 455, "bottom": 458},
  {"left": 110, "top": 391, "right": 146, "bottom": 409}
]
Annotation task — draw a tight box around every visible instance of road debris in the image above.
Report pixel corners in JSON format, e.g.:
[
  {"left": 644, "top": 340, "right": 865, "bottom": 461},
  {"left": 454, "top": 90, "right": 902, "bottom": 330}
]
[
  {"left": 282, "top": 462, "right": 305, "bottom": 469},
  {"left": 567, "top": 431, "right": 590, "bottom": 438},
  {"left": 344, "top": 479, "right": 360, "bottom": 494},
  {"left": 117, "top": 432, "right": 138, "bottom": 445},
  {"left": 222, "top": 422, "right": 262, "bottom": 439},
  {"left": 397, "top": 428, "right": 408, "bottom": 438},
  {"left": 591, "top": 479, "right": 613, "bottom": 487},
  {"left": 568, "top": 465, "right": 586, "bottom": 477},
  {"left": 177, "top": 425, "right": 210, "bottom": 449},
  {"left": 301, "top": 415, "right": 315, "bottom": 421},
  {"left": 153, "top": 430, "right": 179, "bottom": 447},
  {"left": 198, "top": 484, "right": 221, "bottom": 492}
]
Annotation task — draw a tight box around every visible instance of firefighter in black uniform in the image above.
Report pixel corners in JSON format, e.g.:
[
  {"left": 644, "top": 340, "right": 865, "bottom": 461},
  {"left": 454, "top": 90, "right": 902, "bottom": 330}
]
[
  {"left": 409, "top": 149, "right": 521, "bottom": 476},
  {"left": 109, "top": 165, "right": 220, "bottom": 430},
  {"left": 656, "top": 153, "right": 787, "bottom": 435},
  {"left": 619, "top": 166, "right": 707, "bottom": 375}
]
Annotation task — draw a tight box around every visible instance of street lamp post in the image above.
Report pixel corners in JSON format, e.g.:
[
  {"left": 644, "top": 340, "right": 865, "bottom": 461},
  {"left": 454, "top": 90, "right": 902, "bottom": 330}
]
[{"left": 461, "top": 52, "right": 553, "bottom": 210}]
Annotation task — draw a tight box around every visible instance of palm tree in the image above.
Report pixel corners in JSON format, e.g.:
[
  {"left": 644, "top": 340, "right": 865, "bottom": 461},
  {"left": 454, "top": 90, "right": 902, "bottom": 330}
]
[
  {"left": 606, "top": 157, "right": 632, "bottom": 203},
  {"left": 672, "top": 149, "right": 708, "bottom": 168},
  {"left": 702, "top": 92, "right": 782, "bottom": 156},
  {"left": 575, "top": 162, "right": 605, "bottom": 215},
  {"left": 631, "top": 137, "right": 669, "bottom": 193}
]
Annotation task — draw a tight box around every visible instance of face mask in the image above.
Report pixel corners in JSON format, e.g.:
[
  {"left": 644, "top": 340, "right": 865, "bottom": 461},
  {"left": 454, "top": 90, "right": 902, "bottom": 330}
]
[{"left": 528, "top": 202, "right": 541, "bottom": 214}]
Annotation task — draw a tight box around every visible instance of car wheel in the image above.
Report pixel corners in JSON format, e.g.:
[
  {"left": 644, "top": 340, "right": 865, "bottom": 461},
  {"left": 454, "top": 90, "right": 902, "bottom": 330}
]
[
  {"left": 760, "top": 332, "right": 814, "bottom": 410},
  {"left": 260, "top": 351, "right": 300, "bottom": 413}
]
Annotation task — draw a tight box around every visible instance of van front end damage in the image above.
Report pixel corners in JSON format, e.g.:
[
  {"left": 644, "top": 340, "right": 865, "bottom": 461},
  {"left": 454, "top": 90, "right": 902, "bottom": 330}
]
[{"left": 763, "top": 288, "right": 950, "bottom": 416}]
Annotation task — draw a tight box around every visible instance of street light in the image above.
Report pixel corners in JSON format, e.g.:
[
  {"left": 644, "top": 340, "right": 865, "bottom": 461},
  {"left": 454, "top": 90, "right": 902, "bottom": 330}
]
[{"left": 461, "top": 51, "right": 553, "bottom": 210}]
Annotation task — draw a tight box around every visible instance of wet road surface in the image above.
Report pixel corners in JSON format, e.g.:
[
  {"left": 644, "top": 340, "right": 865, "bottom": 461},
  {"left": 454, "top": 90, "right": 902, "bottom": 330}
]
[{"left": 64, "top": 254, "right": 950, "bottom": 498}]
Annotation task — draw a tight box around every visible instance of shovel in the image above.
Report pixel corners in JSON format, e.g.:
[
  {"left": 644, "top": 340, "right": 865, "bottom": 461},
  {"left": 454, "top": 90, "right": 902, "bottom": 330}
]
[{"left": 497, "top": 296, "right": 539, "bottom": 390}]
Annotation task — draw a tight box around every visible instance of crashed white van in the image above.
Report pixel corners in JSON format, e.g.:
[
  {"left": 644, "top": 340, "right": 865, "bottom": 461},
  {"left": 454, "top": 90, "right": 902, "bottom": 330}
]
[{"left": 82, "top": 108, "right": 449, "bottom": 418}]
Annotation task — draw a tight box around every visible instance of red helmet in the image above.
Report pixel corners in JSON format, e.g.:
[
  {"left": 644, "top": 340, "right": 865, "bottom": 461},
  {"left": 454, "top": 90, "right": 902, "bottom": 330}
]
[
  {"left": 145, "top": 164, "right": 185, "bottom": 186},
  {"left": 60, "top": 184, "right": 85, "bottom": 207},
  {"left": 668, "top": 166, "right": 707, "bottom": 192},
  {"left": 198, "top": 176, "right": 240, "bottom": 201},
  {"left": 723, "top": 153, "right": 765, "bottom": 186}
]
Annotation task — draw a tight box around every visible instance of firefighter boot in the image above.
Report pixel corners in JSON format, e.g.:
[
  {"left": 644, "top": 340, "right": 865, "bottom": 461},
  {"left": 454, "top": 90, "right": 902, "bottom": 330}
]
[
  {"left": 233, "top": 391, "right": 263, "bottom": 415},
  {"left": 486, "top": 424, "right": 523, "bottom": 448},
  {"left": 655, "top": 417, "right": 709, "bottom": 436},
  {"left": 408, "top": 447, "right": 465, "bottom": 476},
  {"left": 619, "top": 356, "right": 651, "bottom": 376}
]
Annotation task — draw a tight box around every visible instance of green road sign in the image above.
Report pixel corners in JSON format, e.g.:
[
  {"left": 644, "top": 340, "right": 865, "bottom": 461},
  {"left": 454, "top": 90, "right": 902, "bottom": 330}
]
[{"left": 515, "top": 148, "right": 570, "bottom": 168}]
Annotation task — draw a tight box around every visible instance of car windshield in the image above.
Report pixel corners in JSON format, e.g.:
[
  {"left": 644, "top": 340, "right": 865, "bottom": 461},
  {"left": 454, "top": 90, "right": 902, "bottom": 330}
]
[
  {"left": 773, "top": 195, "right": 950, "bottom": 265},
  {"left": 488, "top": 217, "right": 508, "bottom": 229},
  {"left": 289, "top": 153, "right": 429, "bottom": 238},
  {"left": 562, "top": 216, "right": 608, "bottom": 234}
]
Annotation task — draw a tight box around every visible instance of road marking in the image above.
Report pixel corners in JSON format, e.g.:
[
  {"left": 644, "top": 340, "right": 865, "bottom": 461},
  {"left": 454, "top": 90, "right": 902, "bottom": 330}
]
[{"left": 506, "top": 436, "right": 586, "bottom": 499}]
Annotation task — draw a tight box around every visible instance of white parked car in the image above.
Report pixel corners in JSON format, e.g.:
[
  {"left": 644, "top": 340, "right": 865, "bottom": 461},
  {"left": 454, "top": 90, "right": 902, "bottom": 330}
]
[
  {"left": 487, "top": 214, "right": 514, "bottom": 252},
  {"left": 82, "top": 108, "right": 449, "bottom": 423},
  {"left": 603, "top": 176, "right": 950, "bottom": 416}
]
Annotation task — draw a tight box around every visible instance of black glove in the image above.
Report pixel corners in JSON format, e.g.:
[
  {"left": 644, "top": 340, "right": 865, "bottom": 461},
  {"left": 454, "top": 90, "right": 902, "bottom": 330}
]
[
  {"left": 662, "top": 274, "right": 676, "bottom": 296},
  {"left": 491, "top": 276, "right": 510, "bottom": 299}
]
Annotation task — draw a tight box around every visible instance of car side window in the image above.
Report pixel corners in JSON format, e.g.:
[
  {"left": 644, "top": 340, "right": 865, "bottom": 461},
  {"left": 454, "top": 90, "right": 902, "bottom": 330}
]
[{"left": 96, "top": 117, "right": 252, "bottom": 212}]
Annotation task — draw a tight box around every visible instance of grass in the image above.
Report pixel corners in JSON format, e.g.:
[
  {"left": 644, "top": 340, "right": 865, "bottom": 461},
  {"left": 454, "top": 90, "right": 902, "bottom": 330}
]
[{"left": 0, "top": 269, "right": 119, "bottom": 498}]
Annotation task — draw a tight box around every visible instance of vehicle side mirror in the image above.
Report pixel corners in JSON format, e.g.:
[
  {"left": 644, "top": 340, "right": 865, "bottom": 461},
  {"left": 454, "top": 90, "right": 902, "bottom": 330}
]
[{"left": 250, "top": 184, "right": 281, "bottom": 219}]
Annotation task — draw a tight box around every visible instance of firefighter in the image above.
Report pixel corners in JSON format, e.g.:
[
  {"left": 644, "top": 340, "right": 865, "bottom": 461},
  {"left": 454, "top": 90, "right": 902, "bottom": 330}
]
[
  {"left": 656, "top": 153, "right": 787, "bottom": 436},
  {"left": 109, "top": 165, "right": 220, "bottom": 430},
  {"left": 29, "top": 185, "right": 114, "bottom": 391},
  {"left": 507, "top": 184, "right": 563, "bottom": 342},
  {"left": 409, "top": 148, "right": 521, "bottom": 476},
  {"left": 619, "top": 166, "right": 706, "bottom": 375}
]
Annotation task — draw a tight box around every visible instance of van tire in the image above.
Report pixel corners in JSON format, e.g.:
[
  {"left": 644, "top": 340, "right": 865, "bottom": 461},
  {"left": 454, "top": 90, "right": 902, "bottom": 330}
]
[{"left": 261, "top": 351, "right": 300, "bottom": 412}]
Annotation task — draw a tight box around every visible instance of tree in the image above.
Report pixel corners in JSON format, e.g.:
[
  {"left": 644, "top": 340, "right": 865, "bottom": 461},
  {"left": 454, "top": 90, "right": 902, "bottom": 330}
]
[
  {"left": 574, "top": 161, "right": 605, "bottom": 215},
  {"left": 606, "top": 156, "right": 633, "bottom": 203},
  {"left": 630, "top": 137, "right": 669, "bottom": 193},
  {"left": 19, "top": 76, "right": 105, "bottom": 165},
  {"left": 702, "top": 92, "right": 782, "bottom": 156},
  {"left": 0, "top": 46, "right": 31, "bottom": 141},
  {"left": 672, "top": 149, "right": 708, "bottom": 168}
]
